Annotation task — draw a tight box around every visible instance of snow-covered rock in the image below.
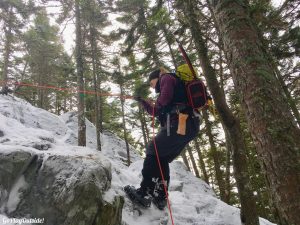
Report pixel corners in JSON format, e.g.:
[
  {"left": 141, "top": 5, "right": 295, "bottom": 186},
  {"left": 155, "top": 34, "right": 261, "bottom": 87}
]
[
  {"left": 0, "top": 95, "right": 276, "bottom": 225},
  {"left": 0, "top": 146, "right": 123, "bottom": 225},
  {"left": 0, "top": 96, "right": 123, "bottom": 225}
]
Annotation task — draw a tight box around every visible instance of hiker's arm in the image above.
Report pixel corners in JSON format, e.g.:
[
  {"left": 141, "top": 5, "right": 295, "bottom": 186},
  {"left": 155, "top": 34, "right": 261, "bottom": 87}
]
[
  {"left": 140, "top": 75, "right": 177, "bottom": 116},
  {"left": 140, "top": 99, "right": 159, "bottom": 116},
  {"left": 156, "top": 74, "right": 177, "bottom": 108}
]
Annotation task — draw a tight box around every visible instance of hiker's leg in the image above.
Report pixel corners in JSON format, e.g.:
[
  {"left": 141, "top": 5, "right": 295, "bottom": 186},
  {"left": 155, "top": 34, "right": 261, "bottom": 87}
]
[
  {"left": 140, "top": 155, "right": 170, "bottom": 192},
  {"left": 146, "top": 117, "right": 199, "bottom": 160}
]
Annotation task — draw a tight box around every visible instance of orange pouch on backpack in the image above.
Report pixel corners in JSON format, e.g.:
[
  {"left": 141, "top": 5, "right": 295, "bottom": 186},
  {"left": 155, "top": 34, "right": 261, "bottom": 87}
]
[{"left": 177, "top": 113, "right": 189, "bottom": 135}]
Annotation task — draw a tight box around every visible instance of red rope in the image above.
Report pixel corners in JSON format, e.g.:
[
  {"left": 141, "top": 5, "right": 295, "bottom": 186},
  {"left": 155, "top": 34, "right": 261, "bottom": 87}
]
[
  {"left": 151, "top": 104, "right": 175, "bottom": 225},
  {"left": 0, "top": 80, "right": 133, "bottom": 100}
]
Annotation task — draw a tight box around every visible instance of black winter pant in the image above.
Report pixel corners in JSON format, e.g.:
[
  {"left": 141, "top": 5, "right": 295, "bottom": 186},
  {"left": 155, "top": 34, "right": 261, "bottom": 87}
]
[{"left": 140, "top": 116, "right": 199, "bottom": 193}]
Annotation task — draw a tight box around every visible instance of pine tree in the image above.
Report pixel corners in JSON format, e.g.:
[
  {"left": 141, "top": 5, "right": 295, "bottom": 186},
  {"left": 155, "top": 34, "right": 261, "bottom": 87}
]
[
  {"left": 251, "top": 0, "right": 300, "bottom": 127},
  {"left": 24, "top": 9, "right": 69, "bottom": 109},
  {"left": 115, "top": 0, "right": 165, "bottom": 69},
  {"left": 82, "top": 0, "right": 112, "bottom": 150},
  {"left": 75, "top": 0, "right": 86, "bottom": 146},
  {"left": 124, "top": 52, "right": 151, "bottom": 150},
  {"left": 209, "top": 1, "right": 300, "bottom": 224},
  {"left": 0, "top": 0, "right": 33, "bottom": 92}
]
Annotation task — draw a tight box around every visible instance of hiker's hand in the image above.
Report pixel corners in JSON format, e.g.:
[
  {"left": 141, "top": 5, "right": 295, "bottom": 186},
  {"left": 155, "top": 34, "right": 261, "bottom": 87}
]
[{"left": 134, "top": 96, "right": 142, "bottom": 102}]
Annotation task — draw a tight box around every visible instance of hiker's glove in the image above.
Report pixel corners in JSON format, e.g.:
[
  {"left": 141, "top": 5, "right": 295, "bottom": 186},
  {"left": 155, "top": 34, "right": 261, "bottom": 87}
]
[{"left": 134, "top": 96, "right": 142, "bottom": 102}]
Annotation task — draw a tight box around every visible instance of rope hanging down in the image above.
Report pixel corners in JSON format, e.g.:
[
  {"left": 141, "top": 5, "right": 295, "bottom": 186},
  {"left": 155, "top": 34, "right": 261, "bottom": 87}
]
[{"left": 151, "top": 104, "right": 175, "bottom": 225}]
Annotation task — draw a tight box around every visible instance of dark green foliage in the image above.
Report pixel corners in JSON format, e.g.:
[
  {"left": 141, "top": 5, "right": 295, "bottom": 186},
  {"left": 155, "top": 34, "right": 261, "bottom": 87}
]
[
  {"left": 22, "top": 9, "right": 74, "bottom": 111},
  {"left": 1, "top": 0, "right": 299, "bottom": 222}
]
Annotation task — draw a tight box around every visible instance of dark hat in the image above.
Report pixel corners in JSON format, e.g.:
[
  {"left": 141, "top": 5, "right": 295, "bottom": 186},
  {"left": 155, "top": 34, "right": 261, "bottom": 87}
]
[{"left": 148, "top": 69, "right": 160, "bottom": 82}]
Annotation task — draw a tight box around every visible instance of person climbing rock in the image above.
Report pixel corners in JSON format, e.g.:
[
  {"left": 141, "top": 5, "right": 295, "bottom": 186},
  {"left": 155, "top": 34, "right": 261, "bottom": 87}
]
[{"left": 124, "top": 68, "right": 200, "bottom": 210}]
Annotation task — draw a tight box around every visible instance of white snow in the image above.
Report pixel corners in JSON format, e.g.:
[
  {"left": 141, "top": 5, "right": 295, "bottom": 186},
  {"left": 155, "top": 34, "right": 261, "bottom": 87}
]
[
  {"left": 0, "top": 95, "right": 276, "bottom": 225},
  {"left": 6, "top": 176, "right": 27, "bottom": 214}
]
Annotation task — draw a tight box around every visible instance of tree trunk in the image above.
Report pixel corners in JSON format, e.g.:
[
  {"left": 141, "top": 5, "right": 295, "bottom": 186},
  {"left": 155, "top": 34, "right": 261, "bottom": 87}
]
[
  {"left": 209, "top": 1, "right": 300, "bottom": 224},
  {"left": 89, "top": 11, "right": 101, "bottom": 151},
  {"left": 55, "top": 93, "right": 59, "bottom": 115},
  {"left": 2, "top": 7, "right": 13, "bottom": 91},
  {"left": 202, "top": 110, "right": 226, "bottom": 201},
  {"left": 223, "top": 125, "right": 232, "bottom": 204},
  {"left": 138, "top": 104, "right": 148, "bottom": 147},
  {"left": 97, "top": 69, "right": 104, "bottom": 133},
  {"left": 181, "top": 151, "right": 191, "bottom": 171},
  {"left": 37, "top": 62, "right": 46, "bottom": 109},
  {"left": 120, "top": 85, "right": 131, "bottom": 166},
  {"left": 70, "top": 94, "right": 74, "bottom": 111},
  {"left": 142, "top": 109, "right": 150, "bottom": 142},
  {"left": 75, "top": 0, "right": 86, "bottom": 146},
  {"left": 187, "top": 146, "right": 200, "bottom": 178},
  {"left": 38, "top": 72, "right": 43, "bottom": 108},
  {"left": 194, "top": 139, "right": 210, "bottom": 184},
  {"left": 179, "top": 1, "right": 260, "bottom": 223}
]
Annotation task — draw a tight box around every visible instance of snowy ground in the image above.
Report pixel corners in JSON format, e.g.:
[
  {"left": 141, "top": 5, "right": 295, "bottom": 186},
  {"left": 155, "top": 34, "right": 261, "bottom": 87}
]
[{"left": 0, "top": 95, "right": 276, "bottom": 225}]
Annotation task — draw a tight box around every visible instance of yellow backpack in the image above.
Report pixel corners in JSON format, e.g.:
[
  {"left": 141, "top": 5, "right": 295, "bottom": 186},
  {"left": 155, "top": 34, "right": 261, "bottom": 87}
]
[
  {"left": 175, "top": 64, "right": 199, "bottom": 82},
  {"left": 174, "top": 64, "right": 209, "bottom": 109}
]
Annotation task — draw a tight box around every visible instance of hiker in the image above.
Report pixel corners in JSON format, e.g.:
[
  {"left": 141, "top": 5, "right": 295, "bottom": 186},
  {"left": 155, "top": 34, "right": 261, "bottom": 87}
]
[{"left": 124, "top": 68, "right": 200, "bottom": 210}]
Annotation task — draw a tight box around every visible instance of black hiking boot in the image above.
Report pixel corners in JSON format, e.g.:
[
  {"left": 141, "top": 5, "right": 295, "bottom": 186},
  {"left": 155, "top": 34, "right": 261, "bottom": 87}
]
[
  {"left": 151, "top": 180, "right": 168, "bottom": 210},
  {"left": 124, "top": 185, "right": 151, "bottom": 208},
  {"left": 152, "top": 194, "right": 167, "bottom": 210}
]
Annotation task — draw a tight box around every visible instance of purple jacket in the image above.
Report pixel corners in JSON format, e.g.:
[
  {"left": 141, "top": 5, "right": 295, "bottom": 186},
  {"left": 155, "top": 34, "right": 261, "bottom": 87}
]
[{"left": 140, "top": 74, "right": 177, "bottom": 116}]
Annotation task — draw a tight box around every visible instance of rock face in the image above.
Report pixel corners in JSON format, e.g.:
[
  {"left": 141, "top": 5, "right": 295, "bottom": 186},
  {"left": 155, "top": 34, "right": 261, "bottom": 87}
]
[{"left": 0, "top": 149, "right": 124, "bottom": 225}]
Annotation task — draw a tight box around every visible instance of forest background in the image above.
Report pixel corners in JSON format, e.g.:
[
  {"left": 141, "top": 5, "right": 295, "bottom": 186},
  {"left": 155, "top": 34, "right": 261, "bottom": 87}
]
[{"left": 0, "top": 0, "right": 299, "bottom": 225}]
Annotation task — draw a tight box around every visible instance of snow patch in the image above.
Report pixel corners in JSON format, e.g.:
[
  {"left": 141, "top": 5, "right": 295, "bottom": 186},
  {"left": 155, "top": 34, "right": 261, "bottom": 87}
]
[
  {"left": 0, "top": 95, "right": 277, "bottom": 225},
  {"left": 6, "top": 176, "right": 27, "bottom": 213}
]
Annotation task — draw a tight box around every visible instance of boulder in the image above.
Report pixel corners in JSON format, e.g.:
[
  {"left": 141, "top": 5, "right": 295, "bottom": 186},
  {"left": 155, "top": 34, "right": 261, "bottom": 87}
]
[{"left": 0, "top": 149, "right": 124, "bottom": 225}]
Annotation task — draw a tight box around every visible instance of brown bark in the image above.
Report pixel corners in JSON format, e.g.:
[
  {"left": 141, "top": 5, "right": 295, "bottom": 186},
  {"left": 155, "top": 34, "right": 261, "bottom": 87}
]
[
  {"left": 75, "top": 0, "right": 86, "bottom": 146},
  {"left": 223, "top": 124, "right": 232, "bottom": 204},
  {"left": 209, "top": 1, "right": 300, "bottom": 224}
]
